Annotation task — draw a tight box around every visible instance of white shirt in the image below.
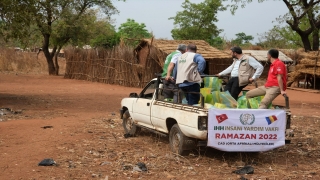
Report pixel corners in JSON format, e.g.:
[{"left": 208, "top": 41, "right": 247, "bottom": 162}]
[
  {"left": 219, "top": 56, "right": 263, "bottom": 80},
  {"left": 170, "top": 50, "right": 182, "bottom": 64}
]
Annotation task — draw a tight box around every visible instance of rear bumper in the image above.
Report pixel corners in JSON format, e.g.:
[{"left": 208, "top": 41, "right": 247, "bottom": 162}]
[{"left": 179, "top": 124, "right": 208, "bottom": 140}]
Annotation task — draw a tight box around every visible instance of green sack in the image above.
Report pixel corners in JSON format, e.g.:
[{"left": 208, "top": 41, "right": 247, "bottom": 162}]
[
  {"left": 237, "top": 96, "right": 270, "bottom": 109},
  {"left": 248, "top": 96, "right": 272, "bottom": 109},
  {"left": 200, "top": 88, "right": 211, "bottom": 98},
  {"left": 200, "top": 88, "right": 212, "bottom": 104},
  {"left": 164, "top": 98, "right": 173, "bottom": 102},
  {"left": 237, "top": 95, "right": 248, "bottom": 109},
  {"left": 211, "top": 91, "right": 222, "bottom": 105},
  {"left": 210, "top": 91, "right": 237, "bottom": 108},
  {"left": 203, "top": 77, "right": 222, "bottom": 91},
  {"left": 237, "top": 91, "right": 249, "bottom": 109},
  {"left": 213, "top": 103, "right": 227, "bottom": 109},
  {"left": 248, "top": 97, "right": 261, "bottom": 109},
  {"left": 205, "top": 94, "right": 214, "bottom": 104},
  {"left": 220, "top": 91, "right": 237, "bottom": 108}
]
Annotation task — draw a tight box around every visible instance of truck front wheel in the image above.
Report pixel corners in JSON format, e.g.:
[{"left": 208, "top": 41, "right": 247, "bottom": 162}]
[
  {"left": 169, "top": 124, "right": 191, "bottom": 156},
  {"left": 122, "top": 110, "right": 140, "bottom": 136}
]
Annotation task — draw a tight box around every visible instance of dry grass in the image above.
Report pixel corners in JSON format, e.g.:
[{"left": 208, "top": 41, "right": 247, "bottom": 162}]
[
  {"left": 54, "top": 115, "right": 320, "bottom": 179},
  {"left": 285, "top": 50, "right": 320, "bottom": 88},
  {"left": 300, "top": 58, "right": 320, "bottom": 66},
  {"left": 1, "top": 73, "right": 320, "bottom": 179},
  {"left": 137, "top": 38, "right": 231, "bottom": 60},
  {"left": 0, "top": 48, "right": 66, "bottom": 75},
  {"left": 136, "top": 38, "right": 233, "bottom": 75}
]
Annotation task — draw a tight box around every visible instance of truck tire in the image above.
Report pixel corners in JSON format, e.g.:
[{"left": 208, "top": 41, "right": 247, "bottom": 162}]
[
  {"left": 169, "top": 124, "right": 191, "bottom": 156},
  {"left": 122, "top": 110, "right": 140, "bottom": 136}
]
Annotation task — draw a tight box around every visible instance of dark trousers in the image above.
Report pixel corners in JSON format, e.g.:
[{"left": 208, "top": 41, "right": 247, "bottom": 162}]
[
  {"left": 180, "top": 83, "right": 200, "bottom": 105},
  {"left": 163, "top": 80, "right": 181, "bottom": 103},
  {"left": 224, "top": 77, "right": 246, "bottom": 101}
]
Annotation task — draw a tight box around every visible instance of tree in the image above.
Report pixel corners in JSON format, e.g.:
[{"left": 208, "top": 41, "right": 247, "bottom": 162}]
[
  {"left": 257, "top": 25, "right": 304, "bottom": 49},
  {"left": 231, "top": 0, "right": 320, "bottom": 51},
  {"left": 169, "top": 0, "right": 226, "bottom": 42},
  {"left": 209, "top": 36, "right": 226, "bottom": 49},
  {"left": 0, "top": 20, "right": 42, "bottom": 49},
  {"left": 0, "top": 0, "right": 122, "bottom": 75},
  {"left": 89, "top": 22, "right": 119, "bottom": 48},
  {"left": 118, "top": 19, "right": 151, "bottom": 46},
  {"left": 231, "top": 32, "right": 254, "bottom": 45}
]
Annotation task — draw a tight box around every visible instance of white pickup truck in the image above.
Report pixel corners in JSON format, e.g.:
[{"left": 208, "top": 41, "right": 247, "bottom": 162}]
[{"left": 120, "top": 77, "right": 292, "bottom": 155}]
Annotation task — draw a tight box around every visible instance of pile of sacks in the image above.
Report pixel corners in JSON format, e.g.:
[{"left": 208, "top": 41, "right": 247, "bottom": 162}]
[{"left": 199, "top": 77, "right": 268, "bottom": 109}]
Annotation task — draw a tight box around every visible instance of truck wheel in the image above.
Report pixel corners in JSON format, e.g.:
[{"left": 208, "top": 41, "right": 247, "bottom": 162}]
[
  {"left": 122, "top": 110, "right": 140, "bottom": 136},
  {"left": 169, "top": 124, "right": 190, "bottom": 156}
]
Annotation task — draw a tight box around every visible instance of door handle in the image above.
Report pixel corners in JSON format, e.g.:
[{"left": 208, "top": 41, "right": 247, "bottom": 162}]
[{"left": 147, "top": 103, "right": 150, "bottom": 106}]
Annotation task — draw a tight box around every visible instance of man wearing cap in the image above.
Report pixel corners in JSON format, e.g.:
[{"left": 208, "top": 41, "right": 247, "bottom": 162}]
[
  {"left": 163, "top": 44, "right": 186, "bottom": 102},
  {"left": 173, "top": 44, "right": 206, "bottom": 105},
  {"left": 246, "top": 49, "right": 287, "bottom": 109},
  {"left": 217, "top": 46, "right": 264, "bottom": 100}
]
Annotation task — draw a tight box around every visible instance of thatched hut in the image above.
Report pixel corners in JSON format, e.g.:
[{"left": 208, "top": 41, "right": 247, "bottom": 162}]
[
  {"left": 134, "top": 38, "right": 232, "bottom": 75},
  {"left": 287, "top": 57, "right": 320, "bottom": 89}
]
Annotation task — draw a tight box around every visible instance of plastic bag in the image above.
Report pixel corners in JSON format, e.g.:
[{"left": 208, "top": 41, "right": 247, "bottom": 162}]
[
  {"left": 248, "top": 96, "right": 272, "bottom": 109},
  {"left": 210, "top": 91, "right": 237, "bottom": 108},
  {"left": 213, "top": 103, "right": 227, "bottom": 109},
  {"left": 200, "top": 88, "right": 212, "bottom": 103},
  {"left": 211, "top": 91, "right": 222, "bottom": 105},
  {"left": 182, "top": 97, "right": 188, "bottom": 104},
  {"left": 237, "top": 91, "right": 265, "bottom": 109},
  {"left": 248, "top": 96, "right": 263, "bottom": 109},
  {"left": 220, "top": 91, "right": 237, "bottom": 108},
  {"left": 164, "top": 98, "right": 173, "bottom": 102},
  {"left": 203, "top": 77, "right": 222, "bottom": 91},
  {"left": 237, "top": 91, "right": 249, "bottom": 109},
  {"left": 205, "top": 94, "right": 214, "bottom": 104},
  {"left": 200, "top": 88, "right": 212, "bottom": 95},
  {"left": 200, "top": 94, "right": 215, "bottom": 104},
  {"left": 237, "top": 95, "right": 248, "bottom": 109}
]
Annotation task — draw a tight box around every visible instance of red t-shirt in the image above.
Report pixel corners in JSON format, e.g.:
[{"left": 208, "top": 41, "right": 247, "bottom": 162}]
[{"left": 265, "top": 59, "right": 287, "bottom": 91}]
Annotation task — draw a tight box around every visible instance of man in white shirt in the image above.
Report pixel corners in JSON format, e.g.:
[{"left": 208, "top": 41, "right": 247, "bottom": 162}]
[
  {"left": 163, "top": 44, "right": 186, "bottom": 102},
  {"left": 217, "top": 47, "right": 263, "bottom": 100}
]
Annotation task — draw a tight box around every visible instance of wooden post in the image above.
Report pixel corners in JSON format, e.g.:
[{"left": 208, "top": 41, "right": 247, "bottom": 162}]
[
  {"left": 304, "top": 73, "right": 307, "bottom": 89},
  {"left": 314, "top": 50, "right": 319, "bottom": 89}
]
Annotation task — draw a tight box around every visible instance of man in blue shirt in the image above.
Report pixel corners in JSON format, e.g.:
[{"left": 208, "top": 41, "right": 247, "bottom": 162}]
[{"left": 170, "top": 44, "right": 206, "bottom": 105}]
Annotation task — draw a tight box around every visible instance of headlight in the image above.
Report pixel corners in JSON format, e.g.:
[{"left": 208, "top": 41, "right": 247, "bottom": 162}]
[{"left": 198, "top": 116, "right": 207, "bottom": 131}]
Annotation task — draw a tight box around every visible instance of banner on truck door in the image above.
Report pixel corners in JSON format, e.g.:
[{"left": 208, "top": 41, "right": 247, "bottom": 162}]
[{"left": 207, "top": 108, "right": 286, "bottom": 152}]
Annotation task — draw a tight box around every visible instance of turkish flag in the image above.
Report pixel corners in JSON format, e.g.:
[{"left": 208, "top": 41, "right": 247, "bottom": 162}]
[{"left": 216, "top": 114, "right": 228, "bottom": 123}]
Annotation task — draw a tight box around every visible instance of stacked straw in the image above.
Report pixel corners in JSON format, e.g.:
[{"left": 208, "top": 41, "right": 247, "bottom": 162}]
[{"left": 287, "top": 51, "right": 320, "bottom": 88}]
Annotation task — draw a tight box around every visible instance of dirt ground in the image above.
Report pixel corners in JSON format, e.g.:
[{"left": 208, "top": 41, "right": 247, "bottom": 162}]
[{"left": 1, "top": 73, "right": 320, "bottom": 180}]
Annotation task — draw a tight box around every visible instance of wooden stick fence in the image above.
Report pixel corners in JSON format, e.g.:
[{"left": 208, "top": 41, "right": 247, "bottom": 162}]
[{"left": 64, "top": 46, "right": 162, "bottom": 88}]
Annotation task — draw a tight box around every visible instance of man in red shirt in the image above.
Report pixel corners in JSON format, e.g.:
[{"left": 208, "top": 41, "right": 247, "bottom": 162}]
[{"left": 246, "top": 49, "right": 287, "bottom": 109}]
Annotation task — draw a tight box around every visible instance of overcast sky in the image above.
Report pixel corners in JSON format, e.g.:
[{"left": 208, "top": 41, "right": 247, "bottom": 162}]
[{"left": 112, "top": 0, "right": 288, "bottom": 43}]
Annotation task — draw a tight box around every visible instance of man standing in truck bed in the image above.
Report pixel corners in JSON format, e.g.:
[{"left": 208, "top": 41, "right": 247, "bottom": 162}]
[
  {"left": 174, "top": 44, "right": 206, "bottom": 105},
  {"left": 217, "top": 46, "right": 263, "bottom": 100},
  {"left": 163, "top": 44, "right": 186, "bottom": 103}
]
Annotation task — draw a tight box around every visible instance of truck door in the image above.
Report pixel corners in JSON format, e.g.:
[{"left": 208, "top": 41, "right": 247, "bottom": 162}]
[{"left": 132, "top": 80, "right": 156, "bottom": 129}]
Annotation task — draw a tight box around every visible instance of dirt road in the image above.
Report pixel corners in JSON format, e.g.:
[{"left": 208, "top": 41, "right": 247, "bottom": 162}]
[{"left": 1, "top": 74, "right": 320, "bottom": 179}]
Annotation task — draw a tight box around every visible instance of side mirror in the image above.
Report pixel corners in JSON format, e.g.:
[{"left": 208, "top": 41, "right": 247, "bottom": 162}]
[{"left": 129, "top": 93, "right": 139, "bottom": 98}]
